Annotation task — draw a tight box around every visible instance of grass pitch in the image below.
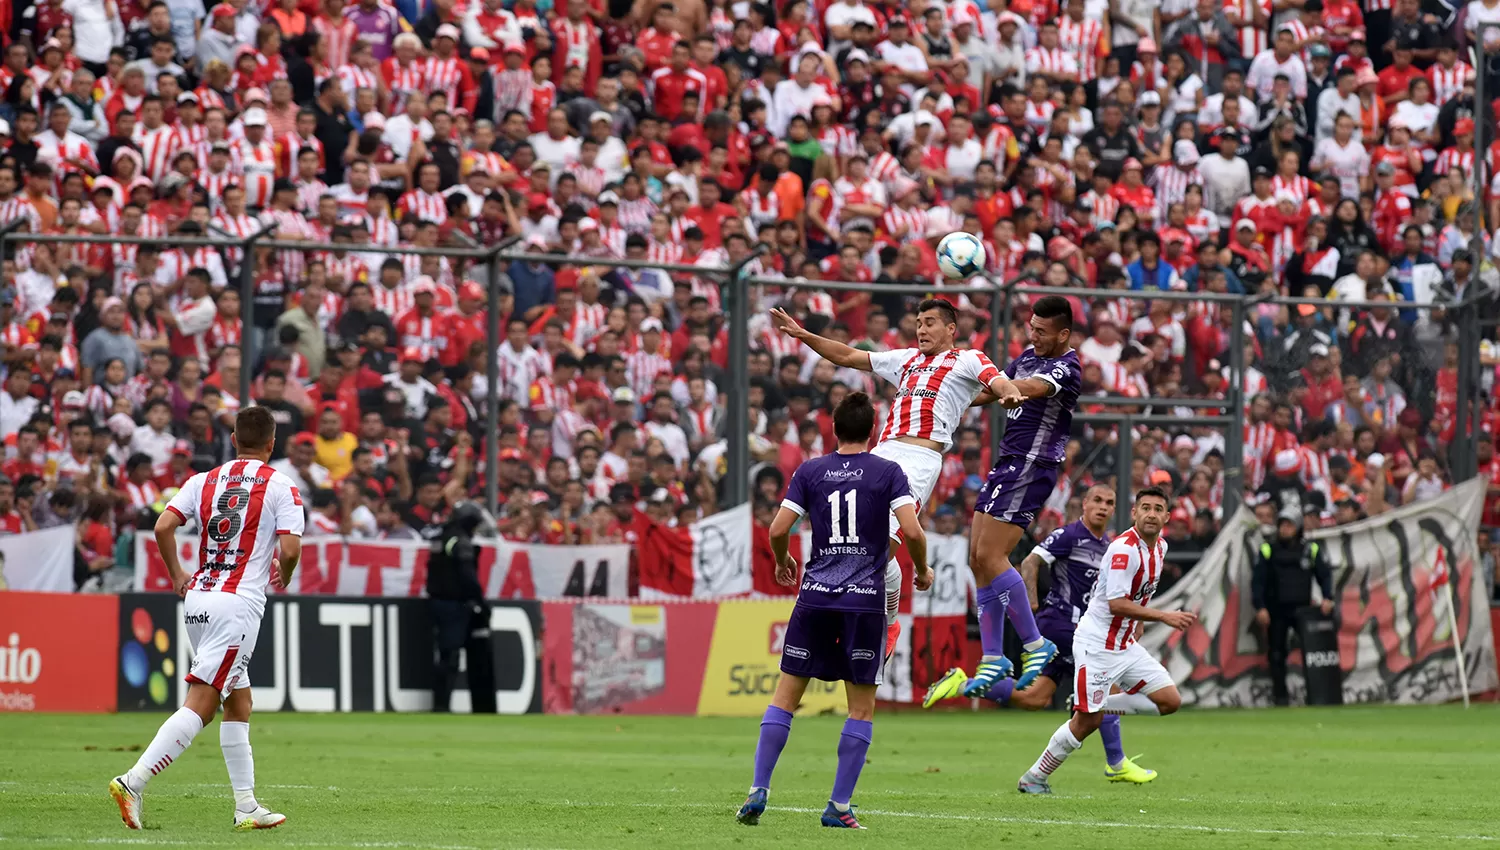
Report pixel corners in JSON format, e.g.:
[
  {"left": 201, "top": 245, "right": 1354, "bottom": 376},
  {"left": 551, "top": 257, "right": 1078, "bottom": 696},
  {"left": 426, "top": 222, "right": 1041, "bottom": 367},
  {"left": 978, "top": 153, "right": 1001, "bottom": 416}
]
[{"left": 2, "top": 705, "right": 1499, "bottom": 849}]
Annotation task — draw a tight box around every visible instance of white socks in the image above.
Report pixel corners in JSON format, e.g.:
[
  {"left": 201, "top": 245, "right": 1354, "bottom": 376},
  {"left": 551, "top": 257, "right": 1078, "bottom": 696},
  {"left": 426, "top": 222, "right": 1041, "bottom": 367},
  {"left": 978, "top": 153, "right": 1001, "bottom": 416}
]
[
  {"left": 220, "top": 721, "right": 258, "bottom": 812},
  {"left": 1101, "top": 692, "right": 1161, "bottom": 716},
  {"left": 127, "top": 707, "right": 203, "bottom": 788},
  {"left": 884, "top": 558, "right": 900, "bottom": 625},
  {"left": 1029, "top": 721, "right": 1082, "bottom": 777}
]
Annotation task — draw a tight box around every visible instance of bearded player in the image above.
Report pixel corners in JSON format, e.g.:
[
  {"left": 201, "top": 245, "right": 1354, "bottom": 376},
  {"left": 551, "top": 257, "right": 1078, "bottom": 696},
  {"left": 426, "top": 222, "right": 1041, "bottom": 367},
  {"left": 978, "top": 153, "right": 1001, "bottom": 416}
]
[
  {"left": 921, "top": 294, "right": 1080, "bottom": 702},
  {"left": 1017, "top": 487, "right": 1196, "bottom": 794},
  {"left": 109, "top": 406, "right": 304, "bottom": 831},
  {"left": 769, "top": 298, "right": 1024, "bottom": 665},
  {"left": 924, "top": 484, "right": 1156, "bottom": 783}
]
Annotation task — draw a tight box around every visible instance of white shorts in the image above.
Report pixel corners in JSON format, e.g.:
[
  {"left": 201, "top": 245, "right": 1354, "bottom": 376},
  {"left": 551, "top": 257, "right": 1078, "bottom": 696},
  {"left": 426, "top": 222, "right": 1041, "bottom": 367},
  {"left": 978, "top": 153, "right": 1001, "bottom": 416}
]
[
  {"left": 1072, "top": 640, "right": 1174, "bottom": 714},
  {"left": 871, "top": 439, "right": 943, "bottom": 540},
  {"left": 183, "top": 590, "right": 261, "bottom": 700}
]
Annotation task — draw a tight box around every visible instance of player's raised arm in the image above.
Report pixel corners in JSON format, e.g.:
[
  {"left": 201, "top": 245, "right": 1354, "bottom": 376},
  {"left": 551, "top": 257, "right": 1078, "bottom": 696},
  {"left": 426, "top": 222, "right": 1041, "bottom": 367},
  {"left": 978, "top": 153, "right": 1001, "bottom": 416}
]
[{"left": 769, "top": 307, "right": 873, "bottom": 372}]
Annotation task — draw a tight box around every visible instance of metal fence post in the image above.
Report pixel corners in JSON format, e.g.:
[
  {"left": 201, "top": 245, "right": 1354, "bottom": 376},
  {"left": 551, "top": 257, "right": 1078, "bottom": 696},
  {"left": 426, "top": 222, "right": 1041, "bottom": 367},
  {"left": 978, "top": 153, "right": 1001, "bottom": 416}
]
[
  {"left": 483, "top": 236, "right": 521, "bottom": 514},
  {"left": 1224, "top": 295, "right": 1249, "bottom": 518},
  {"left": 724, "top": 245, "right": 769, "bottom": 509},
  {"left": 1116, "top": 416, "right": 1134, "bottom": 533},
  {"left": 238, "top": 222, "right": 278, "bottom": 406}
]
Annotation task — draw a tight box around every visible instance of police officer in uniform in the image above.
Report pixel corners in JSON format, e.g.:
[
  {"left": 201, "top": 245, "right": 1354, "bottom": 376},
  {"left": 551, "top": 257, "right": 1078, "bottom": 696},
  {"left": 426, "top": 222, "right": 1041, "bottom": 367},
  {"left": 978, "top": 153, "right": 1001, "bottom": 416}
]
[
  {"left": 426, "top": 501, "right": 497, "bottom": 713},
  {"left": 1251, "top": 509, "right": 1334, "bottom": 705}
]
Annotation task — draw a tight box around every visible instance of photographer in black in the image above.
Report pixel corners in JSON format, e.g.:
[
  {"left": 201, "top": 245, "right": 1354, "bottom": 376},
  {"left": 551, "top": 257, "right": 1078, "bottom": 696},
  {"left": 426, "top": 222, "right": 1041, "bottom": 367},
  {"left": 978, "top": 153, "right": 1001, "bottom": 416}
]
[{"left": 425, "top": 501, "right": 496, "bottom": 713}]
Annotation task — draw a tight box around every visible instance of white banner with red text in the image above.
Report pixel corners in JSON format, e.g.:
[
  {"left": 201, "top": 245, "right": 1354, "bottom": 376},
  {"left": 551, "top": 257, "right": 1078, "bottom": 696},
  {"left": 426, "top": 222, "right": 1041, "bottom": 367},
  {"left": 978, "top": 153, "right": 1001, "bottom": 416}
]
[
  {"left": 1141, "top": 478, "right": 1498, "bottom": 706},
  {"left": 134, "top": 533, "right": 631, "bottom": 600},
  {"left": 0, "top": 526, "right": 77, "bottom": 593}
]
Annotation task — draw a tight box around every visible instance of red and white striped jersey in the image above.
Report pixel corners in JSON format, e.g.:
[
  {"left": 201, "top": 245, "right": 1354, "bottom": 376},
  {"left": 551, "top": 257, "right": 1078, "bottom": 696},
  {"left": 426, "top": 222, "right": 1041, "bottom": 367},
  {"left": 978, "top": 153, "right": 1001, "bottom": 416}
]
[
  {"left": 0, "top": 196, "right": 42, "bottom": 233},
  {"left": 122, "top": 479, "right": 162, "bottom": 513},
  {"left": 132, "top": 124, "right": 182, "bottom": 182},
  {"left": 1427, "top": 61, "right": 1474, "bottom": 107},
  {"left": 192, "top": 136, "right": 243, "bottom": 173},
  {"left": 321, "top": 252, "right": 368, "bottom": 285},
  {"left": 624, "top": 348, "right": 673, "bottom": 400},
  {"left": 371, "top": 283, "right": 415, "bottom": 317},
  {"left": 277, "top": 132, "right": 324, "bottom": 177},
  {"left": 1149, "top": 164, "right": 1204, "bottom": 214},
  {"left": 337, "top": 63, "right": 379, "bottom": 102},
  {"left": 397, "top": 189, "right": 448, "bottom": 224},
  {"left": 236, "top": 139, "right": 278, "bottom": 209},
  {"left": 35, "top": 130, "right": 98, "bottom": 189},
  {"left": 868, "top": 347, "right": 1000, "bottom": 450},
  {"left": 381, "top": 58, "right": 427, "bottom": 114},
  {"left": 814, "top": 125, "right": 857, "bottom": 160},
  {"left": 646, "top": 240, "right": 683, "bottom": 266},
  {"left": 259, "top": 207, "right": 310, "bottom": 280},
  {"left": 1057, "top": 18, "right": 1106, "bottom": 81},
  {"left": 1271, "top": 173, "right": 1313, "bottom": 204},
  {"left": 1225, "top": 0, "right": 1272, "bottom": 58},
  {"left": 162, "top": 458, "right": 305, "bottom": 613},
  {"left": 425, "top": 56, "right": 466, "bottom": 105},
  {"left": 869, "top": 151, "right": 901, "bottom": 185},
  {"left": 566, "top": 160, "right": 607, "bottom": 200},
  {"left": 1024, "top": 47, "right": 1078, "bottom": 80},
  {"left": 317, "top": 16, "right": 360, "bottom": 70},
  {"left": 1279, "top": 18, "right": 1325, "bottom": 65},
  {"left": 528, "top": 374, "right": 575, "bottom": 412},
  {"left": 1299, "top": 443, "right": 1332, "bottom": 507},
  {"left": 1076, "top": 527, "right": 1167, "bottom": 651},
  {"left": 1434, "top": 147, "right": 1476, "bottom": 183},
  {"left": 1090, "top": 191, "right": 1120, "bottom": 227},
  {"left": 881, "top": 206, "right": 928, "bottom": 243},
  {"left": 392, "top": 308, "right": 452, "bottom": 360},
  {"left": 1244, "top": 420, "right": 1276, "bottom": 487},
  {"left": 174, "top": 121, "right": 207, "bottom": 147}
]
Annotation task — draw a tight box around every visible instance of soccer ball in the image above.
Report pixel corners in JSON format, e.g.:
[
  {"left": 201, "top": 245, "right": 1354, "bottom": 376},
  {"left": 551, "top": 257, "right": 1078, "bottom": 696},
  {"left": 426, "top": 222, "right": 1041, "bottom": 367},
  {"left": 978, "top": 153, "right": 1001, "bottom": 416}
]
[{"left": 936, "top": 232, "right": 985, "bottom": 280}]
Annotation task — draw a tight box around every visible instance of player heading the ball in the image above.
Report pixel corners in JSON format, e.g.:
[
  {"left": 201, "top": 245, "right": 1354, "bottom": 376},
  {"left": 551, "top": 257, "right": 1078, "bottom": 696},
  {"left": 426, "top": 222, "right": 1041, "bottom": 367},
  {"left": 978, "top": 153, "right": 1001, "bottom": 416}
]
[
  {"left": 109, "top": 406, "right": 305, "bottom": 832},
  {"left": 736, "top": 390, "right": 932, "bottom": 830}
]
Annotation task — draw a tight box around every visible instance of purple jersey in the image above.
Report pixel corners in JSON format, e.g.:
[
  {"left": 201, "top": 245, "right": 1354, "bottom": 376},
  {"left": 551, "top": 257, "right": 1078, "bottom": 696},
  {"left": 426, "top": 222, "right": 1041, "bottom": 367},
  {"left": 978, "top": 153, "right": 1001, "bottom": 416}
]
[
  {"left": 782, "top": 452, "right": 914, "bottom": 612},
  {"left": 1032, "top": 520, "right": 1110, "bottom": 621},
  {"left": 343, "top": 5, "right": 401, "bottom": 60},
  {"left": 999, "top": 347, "right": 1081, "bottom": 465}
]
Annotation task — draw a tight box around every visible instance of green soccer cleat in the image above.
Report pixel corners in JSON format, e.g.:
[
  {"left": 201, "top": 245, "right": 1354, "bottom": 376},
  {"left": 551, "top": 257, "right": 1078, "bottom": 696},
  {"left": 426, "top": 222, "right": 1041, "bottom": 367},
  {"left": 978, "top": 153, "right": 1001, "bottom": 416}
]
[
  {"left": 921, "top": 667, "right": 969, "bottom": 708},
  {"left": 1104, "top": 755, "right": 1158, "bottom": 784}
]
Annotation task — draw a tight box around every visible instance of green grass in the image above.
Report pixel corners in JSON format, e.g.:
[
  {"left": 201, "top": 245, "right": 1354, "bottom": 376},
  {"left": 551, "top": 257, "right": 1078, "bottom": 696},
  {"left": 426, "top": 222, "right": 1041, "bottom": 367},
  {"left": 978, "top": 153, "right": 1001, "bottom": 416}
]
[{"left": 2, "top": 706, "right": 1499, "bottom": 849}]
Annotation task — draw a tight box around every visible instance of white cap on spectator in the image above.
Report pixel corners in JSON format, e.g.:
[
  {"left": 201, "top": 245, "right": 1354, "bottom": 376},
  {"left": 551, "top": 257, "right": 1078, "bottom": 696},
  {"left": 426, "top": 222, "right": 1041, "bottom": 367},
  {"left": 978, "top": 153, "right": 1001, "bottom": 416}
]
[
  {"left": 640, "top": 317, "right": 664, "bottom": 333},
  {"left": 108, "top": 413, "right": 136, "bottom": 438},
  {"left": 241, "top": 108, "right": 268, "bottom": 127},
  {"left": 845, "top": 49, "right": 870, "bottom": 65},
  {"left": 243, "top": 87, "right": 269, "bottom": 104},
  {"left": 589, "top": 111, "right": 614, "bottom": 125},
  {"left": 363, "top": 111, "right": 386, "bottom": 130},
  {"left": 1138, "top": 90, "right": 1162, "bottom": 107},
  {"left": 612, "top": 386, "right": 637, "bottom": 404},
  {"left": 1234, "top": 218, "right": 1256, "bottom": 232},
  {"left": 436, "top": 23, "right": 461, "bottom": 40},
  {"left": 1172, "top": 435, "right": 1195, "bottom": 452},
  {"left": 0, "top": 119, "right": 11, "bottom": 136},
  {"left": 597, "top": 190, "right": 620, "bottom": 205},
  {"left": 1172, "top": 139, "right": 1198, "bottom": 165},
  {"left": 62, "top": 390, "right": 86, "bottom": 409},
  {"left": 578, "top": 217, "right": 598, "bottom": 232},
  {"left": 1309, "top": 343, "right": 1329, "bottom": 356},
  {"left": 410, "top": 275, "right": 438, "bottom": 295},
  {"left": 1272, "top": 449, "right": 1301, "bottom": 475},
  {"left": 1367, "top": 452, "right": 1386, "bottom": 468}
]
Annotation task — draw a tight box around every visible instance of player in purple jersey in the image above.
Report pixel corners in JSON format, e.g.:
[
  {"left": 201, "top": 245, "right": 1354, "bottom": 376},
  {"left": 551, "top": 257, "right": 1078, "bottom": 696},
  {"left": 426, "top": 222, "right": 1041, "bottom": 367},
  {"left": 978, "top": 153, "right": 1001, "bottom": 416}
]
[
  {"left": 923, "top": 295, "right": 1083, "bottom": 704},
  {"left": 737, "top": 392, "right": 932, "bottom": 831},
  {"left": 922, "top": 485, "right": 1157, "bottom": 783}
]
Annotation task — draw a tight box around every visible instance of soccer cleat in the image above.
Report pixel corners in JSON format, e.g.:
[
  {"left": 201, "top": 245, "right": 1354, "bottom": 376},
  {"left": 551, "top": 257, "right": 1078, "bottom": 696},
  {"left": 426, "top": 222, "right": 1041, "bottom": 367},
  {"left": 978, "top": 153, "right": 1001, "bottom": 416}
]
[
  {"left": 736, "top": 788, "right": 767, "bottom": 825},
  {"left": 1104, "top": 755, "right": 1158, "bottom": 784},
  {"left": 962, "top": 657, "right": 1015, "bottom": 698},
  {"left": 1015, "top": 639, "right": 1058, "bottom": 690},
  {"left": 1017, "top": 771, "right": 1053, "bottom": 795},
  {"left": 921, "top": 667, "right": 969, "bottom": 708},
  {"left": 820, "top": 802, "right": 865, "bottom": 829},
  {"left": 884, "top": 620, "right": 901, "bottom": 663},
  {"left": 233, "top": 806, "right": 287, "bottom": 831},
  {"left": 108, "top": 776, "right": 143, "bottom": 830}
]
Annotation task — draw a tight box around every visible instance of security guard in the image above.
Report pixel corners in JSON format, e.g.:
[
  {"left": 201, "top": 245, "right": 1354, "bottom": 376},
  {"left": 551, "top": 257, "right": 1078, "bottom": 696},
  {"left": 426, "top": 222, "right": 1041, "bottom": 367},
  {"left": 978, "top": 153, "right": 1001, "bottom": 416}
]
[
  {"left": 426, "top": 501, "right": 496, "bottom": 713},
  {"left": 1251, "top": 509, "right": 1334, "bottom": 706}
]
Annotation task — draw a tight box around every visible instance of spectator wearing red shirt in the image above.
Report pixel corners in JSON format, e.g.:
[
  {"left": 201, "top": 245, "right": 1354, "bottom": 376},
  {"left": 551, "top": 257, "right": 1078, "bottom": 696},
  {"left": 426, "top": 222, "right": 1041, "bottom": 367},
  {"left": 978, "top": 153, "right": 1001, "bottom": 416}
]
[
  {"left": 634, "top": 5, "right": 679, "bottom": 71},
  {"left": 647, "top": 41, "right": 708, "bottom": 123},
  {"left": 1, "top": 428, "right": 44, "bottom": 483},
  {"left": 1109, "top": 158, "right": 1157, "bottom": 229},
  {"left": 307, "top": 362, "right": 362, "bottom": 434},
  {"left": 1321, "top": 0, "right": 1364, "bottom": 53},
  {"left": 682, "top": 179, "right": 738, "bottom": 249},
  {"left": 1377, "top": 41, "right": 1422, "bottom": 106},
  {"left": 1300, "top": 345, "right": 1343, "bottom": 421}
]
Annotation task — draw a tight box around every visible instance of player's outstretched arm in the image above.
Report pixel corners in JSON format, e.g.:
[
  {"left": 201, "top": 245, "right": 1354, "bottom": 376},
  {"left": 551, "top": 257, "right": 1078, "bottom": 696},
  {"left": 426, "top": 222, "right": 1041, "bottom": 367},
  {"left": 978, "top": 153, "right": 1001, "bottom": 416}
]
[
  {"left": 767, "top": 506, "right": 801, "bottom": 587},
  {"left": 154, "top": 509, "right": 189, "bottom": 598},
  {"left": 277, "top": 534, "right": 302, "bottom": 590},
  {"left": 1108, "top": 597, "right": 1197, "bottom": 631},
  {"left": 894, "top": 503, "right": 931, "bottom": 591},
  {"left": 768, "top": 308, "right": 874, "bottom": 372}
]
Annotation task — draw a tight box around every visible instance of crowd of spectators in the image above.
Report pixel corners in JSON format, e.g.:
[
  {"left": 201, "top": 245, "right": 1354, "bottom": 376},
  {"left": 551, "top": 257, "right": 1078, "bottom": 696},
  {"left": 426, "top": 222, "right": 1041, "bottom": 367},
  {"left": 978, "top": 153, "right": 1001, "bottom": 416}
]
[{"left": 0, "top": 0, "right": 1497, "bottom": 596}]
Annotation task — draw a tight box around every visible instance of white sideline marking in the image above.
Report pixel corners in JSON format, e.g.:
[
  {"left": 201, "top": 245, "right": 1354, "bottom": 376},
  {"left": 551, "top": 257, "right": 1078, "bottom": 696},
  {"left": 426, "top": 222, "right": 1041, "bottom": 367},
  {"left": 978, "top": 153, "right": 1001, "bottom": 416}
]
[
  {"left": 565, "top": 800, "right": 1499, "bottom": 842},
  {"left": 0, "top": 840, "right": 563, "bottom": 850}
]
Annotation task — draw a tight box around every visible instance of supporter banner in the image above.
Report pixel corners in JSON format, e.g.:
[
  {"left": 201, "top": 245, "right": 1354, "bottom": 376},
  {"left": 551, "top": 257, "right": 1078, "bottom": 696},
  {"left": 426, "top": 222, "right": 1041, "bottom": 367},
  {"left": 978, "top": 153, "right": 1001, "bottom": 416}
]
[
  {"left": 909, "top": 533, "right": 976, "bottom": 618},
  {"left": 116, "top": 594, "right": 542, "bottom": 714},
  {"left": 0, "top": 526, "right": 77, "bottom": 593},
  {"left": 135, "top": 535, "right": 630, "bottom": 599},
  {"left": 541, "top": 601, "right": 718, "bottom": 714},
  {"left": 1142, "top": 479, "right": 1499, "bottom": 707},
  {"left": 638, "top": 504, "right": 753, "bottom": 599},
  {"left": 0, "top": 591, "right": 118, "bottom": 712}
]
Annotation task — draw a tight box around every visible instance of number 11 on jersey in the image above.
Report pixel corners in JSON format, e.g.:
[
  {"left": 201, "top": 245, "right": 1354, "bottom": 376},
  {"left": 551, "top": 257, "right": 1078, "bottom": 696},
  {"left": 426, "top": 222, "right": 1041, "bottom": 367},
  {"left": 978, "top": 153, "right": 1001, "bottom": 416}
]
[{"left": 826, "top": 489, "right": 858, "bottom": 544}]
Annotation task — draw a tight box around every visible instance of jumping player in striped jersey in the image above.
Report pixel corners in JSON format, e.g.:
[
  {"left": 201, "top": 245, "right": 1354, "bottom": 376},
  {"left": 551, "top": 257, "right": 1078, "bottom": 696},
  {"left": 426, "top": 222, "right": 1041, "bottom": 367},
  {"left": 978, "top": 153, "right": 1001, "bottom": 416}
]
[
  {"left": 109, "top": 407, "right": 305, "bottom": 832},
  {"left": 921, "top": 294, "right": 1081, "bottom": 703},
  {"left": 769, "top": 299, "right": 1025, "bottom": 664},
  {"left": 924, "top": 484, "right": 1157, "bottom": 783},
  {"left": 1017, "top": 487, "right": 1196, "bottom": 794}
]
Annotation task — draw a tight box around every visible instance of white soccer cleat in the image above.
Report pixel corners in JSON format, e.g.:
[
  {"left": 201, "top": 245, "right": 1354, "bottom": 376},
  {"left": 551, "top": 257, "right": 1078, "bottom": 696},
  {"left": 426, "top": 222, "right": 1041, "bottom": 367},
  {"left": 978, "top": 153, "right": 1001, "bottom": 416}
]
[
  {"left": 233, "top": 805, "right": 287, "bottom": 831},
  {"left": 108, "top": 775, "right": 143, "bottom": 829}
]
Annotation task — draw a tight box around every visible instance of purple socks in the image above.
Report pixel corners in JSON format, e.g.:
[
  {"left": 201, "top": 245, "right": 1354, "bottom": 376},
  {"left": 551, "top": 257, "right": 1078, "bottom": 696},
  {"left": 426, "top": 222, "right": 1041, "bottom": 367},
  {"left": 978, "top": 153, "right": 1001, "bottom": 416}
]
[
  {"left": 989, "top": 678, "right": 1016, "bottom": 704},
  {"left": 1101, "top": 715, "right": 1125, "bottom": 766},
  {"left": 979, "top": 570, "right": 1042, "bottom": 650},
  {"left": 751, "top": 706, "right": 793, "bottom": 788},
  {"left": 831, "top": 718, "right": 872, "bottom": 806}
]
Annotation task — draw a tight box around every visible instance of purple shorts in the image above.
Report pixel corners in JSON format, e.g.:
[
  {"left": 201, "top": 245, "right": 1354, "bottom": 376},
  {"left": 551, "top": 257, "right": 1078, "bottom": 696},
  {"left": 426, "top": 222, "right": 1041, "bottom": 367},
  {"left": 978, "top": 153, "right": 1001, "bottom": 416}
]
[
  {"left": 780, "top": 605, "right": 886, "bottom": 686},
  {"left": 977, "top": 456, "right": 1060, "bottom": 528},
  {"left": 1036, "top": 608, "right": 1077, "bottom": 684}
]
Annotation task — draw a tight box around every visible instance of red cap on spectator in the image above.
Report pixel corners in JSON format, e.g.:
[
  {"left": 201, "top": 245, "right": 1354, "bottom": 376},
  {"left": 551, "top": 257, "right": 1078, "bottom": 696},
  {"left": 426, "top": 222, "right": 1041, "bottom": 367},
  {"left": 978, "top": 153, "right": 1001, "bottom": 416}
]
[
  {"left": 1122, "top": 157, "right": 1143, "bottom": 172},
  {"left": 401, "top": 347, "right": 425, "bottom": 362},
  {"left": 292, "top": 433, "right": 316, "bottom": 447},
  {"left": 527, "top": 192, "right": 550, "bottom": 209},
  {"left": 1170, "top": 508, "right": 1191, "bottom": 524},
  {"left": 504, "top": 43, "right": 527, "bottom": 55},
  {"left": 410, "top": 275, "right": 438, "bottom": 295},
  {"left": 1456, "top": 118, "right": 1476, "bottom": 135},
  {"left": 1149, "top": 470, "right": 1173, "bottom": 485},
  {"left": 1047, "top": 236, "right": 1077, "bottom": 260},
  {"left": 459, "top": 281, "right": 484, "bottom": 301},
  {"left": 171, "top": 440, "right": 192, "bottom": 456},
  {"left": 530, "top": 490, "right": 551, "bottom": 506},
  {"left": 469, "top": 46, "right": 491, "bottom": 62},
  {"left": 499, "top": 448, "right": 525, "bottom": 461},
  {"left": 210, "top": 3, "right": 235, "bottom": 17},
  {"left": 554, "top": 267, "right": 579, "bottom": 292}
]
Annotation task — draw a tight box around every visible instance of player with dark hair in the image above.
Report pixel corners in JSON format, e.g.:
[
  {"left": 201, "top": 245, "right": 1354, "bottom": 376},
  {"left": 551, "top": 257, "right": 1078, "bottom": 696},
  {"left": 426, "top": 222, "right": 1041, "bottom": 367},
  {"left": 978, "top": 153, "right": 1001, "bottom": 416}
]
[
  {"left": 1017, "top": 487, "right": 1197, "bottom": 794},
  {"left": 769, "top": 298, "right": 1022, "bottom": 667},
  {"left": 948, "top": 484, "right": 1158, "bottom": 782},
  {"left": 736, "top": 391, "right": 932, "bottom": 830},
  {"left": 923, "top": 293, "right": 1083, "bottom": 705},
  {"left": 110, "top": 406, "right": 305, "bottom": 831}
]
